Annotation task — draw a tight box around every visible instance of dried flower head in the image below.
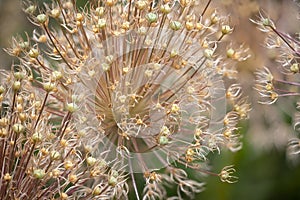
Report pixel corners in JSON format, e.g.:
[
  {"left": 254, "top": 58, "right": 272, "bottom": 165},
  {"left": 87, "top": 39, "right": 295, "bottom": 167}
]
[
  {"left": 1, "top": 0, "right": 250, "bottom": 199},
  {"left": 252, "top": 7, "right": 300, "bottom": 160}
]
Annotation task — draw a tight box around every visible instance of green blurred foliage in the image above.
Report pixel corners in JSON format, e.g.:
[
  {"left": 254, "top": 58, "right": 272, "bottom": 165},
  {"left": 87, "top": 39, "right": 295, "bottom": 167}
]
[{"left": 197, "top": 128, "right": 300, "bottom": 200}]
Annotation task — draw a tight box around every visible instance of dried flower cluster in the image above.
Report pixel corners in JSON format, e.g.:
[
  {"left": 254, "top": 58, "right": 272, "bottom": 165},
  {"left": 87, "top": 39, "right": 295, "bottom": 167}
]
[
  {"left": 0, "top": 0, "right": 250, "bottom": 199},
  {"left": 252, "top": 9, "right": 300, "bottom": 158}
]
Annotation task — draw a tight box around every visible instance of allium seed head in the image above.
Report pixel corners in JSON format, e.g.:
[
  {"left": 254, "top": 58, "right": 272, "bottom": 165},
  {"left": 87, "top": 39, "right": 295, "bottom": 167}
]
[{"left": 0, "top": 0, "right": 250, "bottom": 199}]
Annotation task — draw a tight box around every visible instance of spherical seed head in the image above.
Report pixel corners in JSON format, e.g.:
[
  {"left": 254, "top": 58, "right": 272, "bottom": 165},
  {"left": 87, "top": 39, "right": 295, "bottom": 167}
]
[
  {"left": 33, "top": 169, "right": 45, "bottom": 179},
  {"left": 14, "top": 0, "right": 251, "bottom": 198}
]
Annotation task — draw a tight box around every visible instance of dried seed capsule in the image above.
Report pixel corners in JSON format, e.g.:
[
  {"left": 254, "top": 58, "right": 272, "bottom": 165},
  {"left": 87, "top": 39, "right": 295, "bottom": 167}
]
[
  {"left": 33, "top": 169, "right": 45, "bottom": 179},
  {"left": 36, "top": 14, "right": 48, "bottom": 24},
  {"left": 146, "top": 13, "right": 158, "bottom": 23}
]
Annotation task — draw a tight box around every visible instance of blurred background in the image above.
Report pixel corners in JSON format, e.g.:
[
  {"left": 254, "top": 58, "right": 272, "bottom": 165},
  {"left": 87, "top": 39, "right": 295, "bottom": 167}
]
[{"left": 0, "top": 0, "right": 300, "bottom": 199}]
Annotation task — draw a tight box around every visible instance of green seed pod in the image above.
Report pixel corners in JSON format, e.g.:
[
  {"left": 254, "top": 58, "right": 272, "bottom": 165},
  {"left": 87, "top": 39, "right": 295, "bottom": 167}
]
[
  {"left": 12, "top": 123, "right": 25, "bottom": 134},
  {"left": 262, "top": 18, "right": 272, "bottom": 26},
  {"left": 25, "top": 5, "right": 36, "bottom": 14},
  {"left": 14, "top": 72, "right": 25, "bottom": 80},
  {"left": 221, "top": 25, "right": 232, "bottom": 34},
  {"left": 158, "top": 135, "right": 169, "bottom": 145},
  {"left": 19, "top": 41, "right": 29, "bottom": 50},
  {"left": 65, "top": 103, "right": 79, "bottom": 113},
  {"left": 86, "top": 156, "right": 97, "bottom": 166},
  {"left": 160, "top": 4, "right": 171, "bottom": 14},
  {"left": 146, "top": 13, "right": 158, "bottom": 23},
  {"left": 36, "top": 14, "right": 48, "bottom": 24},
  {"left": 50, "top": 150, "right": 61, "bottom": 160},
  {"left": 33, "top": 169, "right": 45, "bottom": 179},
  {"left": 43, "top": 82, "right": 56, "bottom": 92},
  {"left": 226, "top": 48, "right": 235, "bottom": 58},
  {"left": 29, "top": 48, "right": 39, "bottom": 58},
  {"left": 170, "top": 21, "right": 182, "bottom": 31},
  {"left": 108, "top": 176, "right": 118, "bottom": 186},
  {"left": 32, "top": 132, "right": 42, "bottom": 142},
  {"left": 92, "top": 186, "right": 101, "bottom": 195},
  {"left": 13, "top": 81, "right": 21, "bottom": 91}
]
